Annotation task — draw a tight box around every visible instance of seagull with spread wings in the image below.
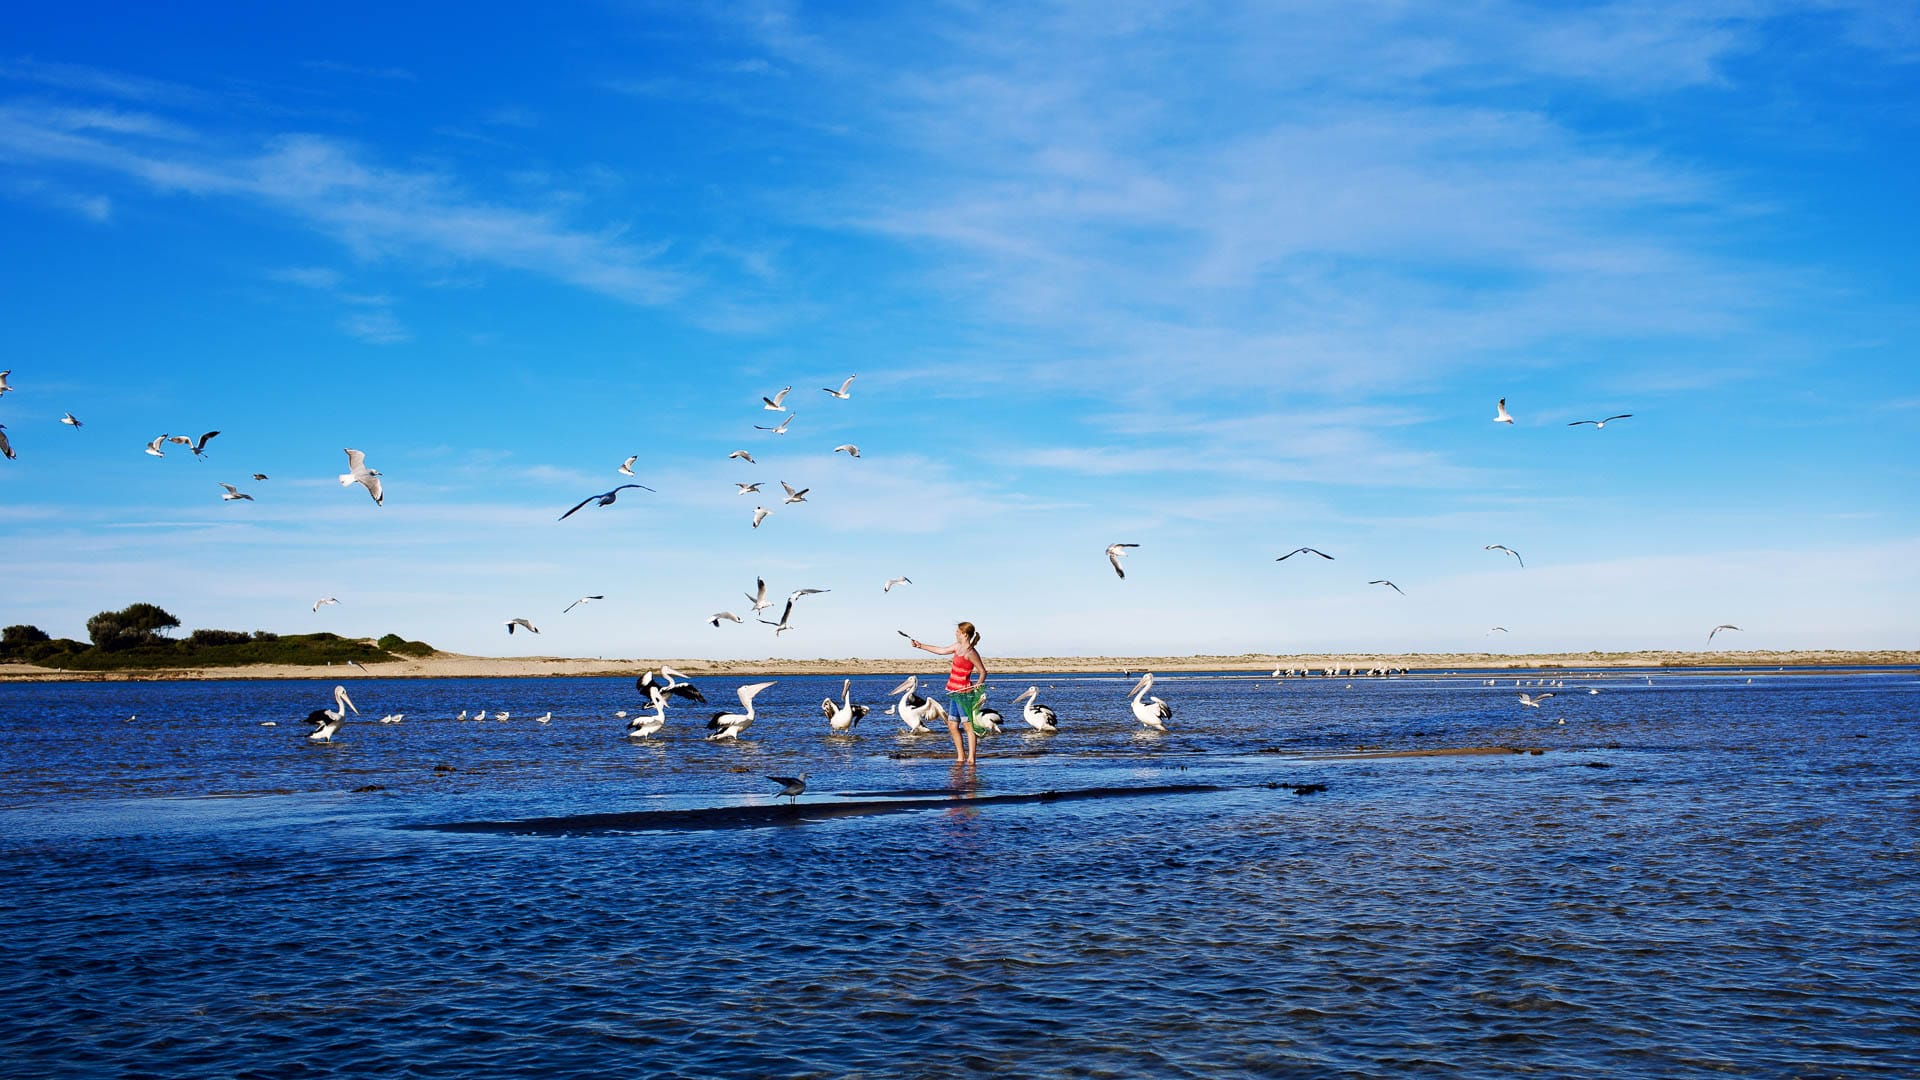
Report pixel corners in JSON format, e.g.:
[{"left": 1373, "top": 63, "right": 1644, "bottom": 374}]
[
  {"left": 505, "top": 618, "right": 540, "bottom": 635},
  {"left": 883, "top": 576, "right": 912, "bottom": 592},
  {"left": 728, "top": 450, "right": 756, "bottom": 464},
  {"left": 340, "top": 448, "right": 384, "bottom": 506},
  {"left": 1708, "top": 624, "right": 1742, "bottom": 642},
  {"left": 1106, "top": 543, "right": 1139, "bottom": 579},
  {"left": 755, "top": 413, "right": 795, "bottom": 435},
  {"left": 833, "top": 444, "right": 860, "bottom": 458},
  {"left": 217, "top": 482, "right": 253, "bottom": 502},
  {"left": 822, "top": 375, "right": 856, "bottom": 399},
  {"left": 559, "top": 483, "right": 653, "bottom": 521},
  {"left": 60, "top": 412, "right": 82, "bottom": 428},
  {"left": 1494, "top": 398, "right": 1515, "bottom": 424},
  {"left": 1569, "top": 414, "right": 1632, "bottom": 429},
  {"left": 780, "top": 481, "right": 809, "bottom": 504},
  {"left": 1485, "top": 544, "right": 1524, "bottom": 568},
  {"left": 618, "top": 455, "right": 638, "bottom": 476},
  {"left": 1370, "top": 579, "right": 1405, "bottom": 595},
  {"left": 762, "top": 386, "right": 792, "bottom": 411},
  {"left": 1276, "top": 547, "right": 1333, "bottom": 562},
  {"left": 760, "top": 588, "right": 829, "bottom": 636},
  {"left": 313, "top": 597, "right": 339, "bottom": 612},
  {"left": 563, "top": 595, "right": 605, "bottom": 613}
]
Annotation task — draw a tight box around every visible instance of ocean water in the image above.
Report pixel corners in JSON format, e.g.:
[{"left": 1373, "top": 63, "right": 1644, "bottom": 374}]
[{"left": 2, "top": 669, "right": 1916, "bottom": 1077}]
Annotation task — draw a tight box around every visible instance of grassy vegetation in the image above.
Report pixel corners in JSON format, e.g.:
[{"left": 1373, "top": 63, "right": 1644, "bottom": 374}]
[{"left": 1, "top": 629, "right": 437, "bottom": 670}]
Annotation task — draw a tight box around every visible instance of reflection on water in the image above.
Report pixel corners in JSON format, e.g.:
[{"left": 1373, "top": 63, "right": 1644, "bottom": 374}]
[{"left": 2, "top": 670, "right": 1917, "bottom": 1076}]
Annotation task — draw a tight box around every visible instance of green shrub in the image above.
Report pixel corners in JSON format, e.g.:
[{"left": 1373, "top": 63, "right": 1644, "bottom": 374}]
[{"left": 189, "top": 628, "right": 253, "bottom": 647}]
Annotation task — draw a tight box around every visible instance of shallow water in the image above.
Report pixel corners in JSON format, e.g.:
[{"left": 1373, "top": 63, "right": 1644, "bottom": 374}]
[{"left": 3, "top": 669, "right": 1917, "bottom": 1077}]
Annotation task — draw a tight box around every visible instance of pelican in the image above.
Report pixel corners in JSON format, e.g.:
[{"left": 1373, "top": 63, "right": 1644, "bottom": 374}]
[
  {"left": 217, "top": 482, "right": 253, "bottom": 502},
  {"left": 780, "top": 481, "right": 809, "bottom": 504},
  {"left": 1127, "top": 672, "right": 1171, "bottom": 731},
  {"left": 1494, "top": 398, "right": 1514, "bottom": 424},
  {"left": 640, "top": 667, "right": 707, "bottom": 704},
  {"left": 313, "top": 597, "right": 339, "bottom": 612},
  {"left": 1012, "top": 686, "right": 1058, "bottom": 732},
  {"left": 1276, "top": 547, "right": 1333, "bottom": 561},
  {"left": 559, "top": 483, "right": 653, "bottom": 521},
  {"left": 563, "top": 595, "right": 605, "bottom": 613},
  {"left": 1106, "top": 543, "right": 1139, "bottom": 579},
  {"left": 822, "top": 678, "right": 869, "bottom": 732},
  {"left": 762, "top": 386, "right": 792, "bottom": 411},
  {"left": 709, "top": 611, "right": 743, "bottom": 627},
  {"left": 767, "top": 773, "right": 808, "bottom": 805},
  {"left": 1518, "top": 692, "right": 1554, "bottom": 708},
  {"left": 1709, "top": 624, "right": 1742, "bottom": 642},
  {"left": 340, "top": 448, "right": 384, "bottom": 506},
  {"left": 883, "top": 576, "right": 912, "bottom": 592},
  {"left": 1485, "top": 544, "right": 1524, "bottom": 567},
  {"left": 753, "top": 506, "right": 772, "bottom": 529},
  {"left": 754, "top": 413, "right": 795, "bottom": 435},
  {"left": 305, "top": 685, "right": 358, "bottom": 742},
  {"left": 628, "top": 686, "right": 669, "bottom": 738},
  {"left": 707, "top": 680, "right": 775, "bottom": 740},
  {"left": 60, "top": 412, "right": 81, "bottom": 428},
  {"left": 973, "top": 704, "right": 1004, "bottom": 735},
  {"left": 505, "top": 618, "right": 540, "bottom": 635},
  {"left": 736, "top": 482, "right": 763, "bottom": 495},
  {"left": 729, "top": 450, "right": 756, "bottom": 463},
  {"left": 760, "top": 588, "right": 829, "bottom": 636},
  {"left": 618, "top": 455, "right": 638, "bottom": 476},
  {"left": 822, "top": 375, "right": 856, "bottom": 399},
  {"left": 145, "top": 434, "right": 169, "bottom": 457},
  {"left": 1369, "top": 579, "right": 1405, "bottom": 595},
  {"left": 1569, "top": 414, "right": 1632, "bottom": 429},
  {"left": 833, "top": 444, "right": 860, "bottom": 458},
  {"left": 888, "top": 675, "right": 942, "bottom": 733},
  {"left": 745, "top": 577, "right": 773, "bottom": 614}
]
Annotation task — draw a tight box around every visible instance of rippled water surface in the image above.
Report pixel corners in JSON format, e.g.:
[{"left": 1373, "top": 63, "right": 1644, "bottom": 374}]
[{"left": 4, "top": 669, "right": 1917, "bottom": 1077}]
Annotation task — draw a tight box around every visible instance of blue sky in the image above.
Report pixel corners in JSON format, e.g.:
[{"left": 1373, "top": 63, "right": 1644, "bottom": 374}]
[{"left": 2, "top": 1, "right": 1916, "bottom": 659}]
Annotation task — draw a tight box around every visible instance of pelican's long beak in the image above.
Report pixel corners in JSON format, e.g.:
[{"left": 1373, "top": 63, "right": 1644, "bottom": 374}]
[
  {"left": 888, "top": 675, "right": 917, "bottom": 697},
  {"left": 1127, "top": 673, "right": 1153, "bottom": 699}
]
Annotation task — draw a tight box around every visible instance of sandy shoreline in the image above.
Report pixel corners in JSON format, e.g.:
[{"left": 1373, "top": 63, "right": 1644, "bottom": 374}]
[{"left": 1, "top": 648, "right": 1912, "bottom": 682}]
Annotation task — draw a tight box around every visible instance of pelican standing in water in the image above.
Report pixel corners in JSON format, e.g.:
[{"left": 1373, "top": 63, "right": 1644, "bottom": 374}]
[
  {"left": 627, "top": 685, "right": 670, "bottom": 738},
  {"left": 821, "top": 679, "right": 869, "bottom": 733},
  {"left": 888, "top": 675, "right": 944, "bottom": 733},
  {"left": 306, "top": 685, "right": 358, "bottom": 742},
  {"left": 1012, "top": 686, "right": 1059, "bottom": 733},
  {"left": 1128, "top": 672, "right": 1172, "bottom": 731},
  {"left": 707, "top": 680, "right": 776, "bottom": 740}
]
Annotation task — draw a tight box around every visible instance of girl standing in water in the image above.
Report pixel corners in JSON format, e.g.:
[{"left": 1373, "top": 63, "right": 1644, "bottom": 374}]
[{"left": 909, "top": 621, "right": 986, "bottom": 762}]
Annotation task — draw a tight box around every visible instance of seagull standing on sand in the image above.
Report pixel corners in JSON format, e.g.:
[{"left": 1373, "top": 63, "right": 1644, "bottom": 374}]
[
  {"left": 762, "top": 387, "right": 793, "bottom": 411},
  {"left": 729, "top": 450, "right": 756, "bottom": 464},
  {"left": 305, "top": 685, "right": 358, "bottom": 742},
  {"left": 1106, "top": 543, "right": 1140, "bottom": 579},
  {"left": 564, "top": 595, "right": 605, "bottom": 613},
  {"left": 1012, "top": 686, "right": 1058, "bottom": 733},
  {"left": 340, "top": 448, "right": 384, "bottom": 506},
  {"left": 1569, "top": 414, "right": 1632, "bottom": 429},
  {"left": 60, "top": 412, "right": 82, "bottom": 428},
  {"left": 1709, "top": 624, "right": 1742, "bottom": 642},
  {"left": 1494, "top": 398, "right": 1515, "bottom": 424},
  {"left": 883, "top": 576, "right": 912, "bottom": 592},
  {"left": 559, "top": 483, "right": 653, "bottom": 521},
  {"left": 822, "top": 679, "right": 868, "bottom": 732},
  {"left": 707, "top": 680, "right": 776, "bottom": 740},
  {"left": 822, "top": 376, "right": 856, "bottom": 399},
  {"left": 218, "top": 482, "right": 253, "bottom": 502},
  {"left": 1485, "top": 544, "right": 1524, "bottom": 568},
  {"left": 767, "top": 773, "right": 808, "bottom": 805},
  {"left": 618, "top": 455, "right": 638, "bottom": 476},
  {"left": 833, "top": 444, "right": 860, "bottom": 458},
  {"left": 313, "top": 597, "right": 339, "bottom": 612},
  {"left": 505, "top": 618, "right": 540, "bottom": 635},
  {"left": 1128, "top": 672, "right": 1171, "bottom": 732},
  {"left": 1276, "top": 547, "right": 1334, "bottom": 561},
  {"left": 1370, "top": 579, "right": 1405, "bottom": 595}
]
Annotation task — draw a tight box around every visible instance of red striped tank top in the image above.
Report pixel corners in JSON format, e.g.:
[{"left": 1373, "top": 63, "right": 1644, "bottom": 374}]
[{"left": 946, "top": 653, "right": 976, "bottom": 692}]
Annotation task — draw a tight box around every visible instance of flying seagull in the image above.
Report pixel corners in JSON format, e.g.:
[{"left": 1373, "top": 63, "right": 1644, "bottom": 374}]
[
  {"left": 1106, "top": 543, "right": 1139, "bottom": 579},
  {"left": 780, "top": 481, "right": 809, "bottom": 504},
  {"left": 1709, "top": 624, "right": 1742, "bottom": 642},
  {"left": 736, "top": 482, "right": 763, "bottom": 495},
  {"left": 762, "top": 386, "right": 793, "bottom": 411},
  {"left": 709, "top": 611, "right": 743, "bottom": 627},
  {"left": 822, "top": 376, "right": 856, "bottom": 399},
  {"left": 745, "top": 577, "right": 772, "bottom": 614},
  {"left": 0, "top": 370, "right": 10, "bottom": 394},
  {"left": 0, "top": 426, "right": 12, "bottom": 461},
  {"left": 563, "top": 595, "right": 605, "bottom": 613},
  {"left": 313, "top": 597, "right": 339, "bottom": 612},
  {"left": 1486, "top": 626, "right": 1509, "bottom": 635},
  {"left": 728, "top": 450, "right": 756, "bottom": 464},
  {"left": 618, "top": 455, "right": 637, "bottom": 476},
  {"left": 1569, "top": 414, "right": 1633, "bottom": 429},
  {"left": 60, "top": 412, "right": 82, "bottom": 428},
  {"left": 755, "top": 413, "right": 795, "bottom": 435},
  {"left": 1518, "top": 692, "right": 1554, "bottom": 708},
  {"left": 760, "top": 588, "right": 829, "bottom": 636},
  {"left": 217, "top": 482, "right": 253, "bottom": 502},
  {"left": 340, "top": 448, "right": 384, "bottom": 507},
  {"left": 186, "top": 431, "right": 220, "bottom": 457},
  {"left": 559, "top": 483, "right": 653, "bottom": 521},
  {"left": 833, "top": 444, "right": 860, "bottom": 458},
  {"left": 883, "top": 576, "right": 912, "bottom": 592},
  {"left": 505, "top": 618, "right": 540, "bottom": 635},
  {"left": 251, "top": 473, "right": 268, "bottom": 481},
  {"left": 1485, "top": 544, "right": 1524, "bottom": 568},
  {"left": 752, "top": 506, "right": 771, "bottom": 528},
  {"left": 145, "top": 435, "right": 169, "bottom": 457},
  {"left": 1493, "top": 398, "right": 1514, "bottom": 424},
  {"left": 1370, "top": 579, "right": 1405, "bottom": 595},
  {"left": 1276, "top": 547, "right": 1333, "bottom": 561}
]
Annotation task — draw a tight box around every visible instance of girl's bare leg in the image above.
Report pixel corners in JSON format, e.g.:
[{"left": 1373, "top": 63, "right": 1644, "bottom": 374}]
[{"left": 946, "top": 719, "right": 965, "bottom": 761}]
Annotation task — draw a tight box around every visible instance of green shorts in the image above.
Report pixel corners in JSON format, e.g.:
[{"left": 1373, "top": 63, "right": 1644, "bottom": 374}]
[{"left": 949, "top": 688, "right": 986, "bottom": 734}]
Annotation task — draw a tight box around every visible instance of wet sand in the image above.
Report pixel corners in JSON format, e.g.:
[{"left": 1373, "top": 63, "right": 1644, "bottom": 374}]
[{"left": 1, "top": 647, "right": 1912, "bottom": 682}]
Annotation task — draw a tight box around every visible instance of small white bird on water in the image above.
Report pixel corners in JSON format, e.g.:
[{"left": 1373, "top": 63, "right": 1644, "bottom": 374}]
[
  {"left": 762, "top": 386, "right": 793, "bottom": 411},
  {"left": 1485, "top": 544, "right": 1524, "bottom": 568},
  {"left": 1106, "top": 543, "right": 1140, "bottom": 579},
  {"left": 707, "top": 680, "right": 776, "bottom": 740},
  {"left": 1127, "top": 672, "right": 1171, "bottom": 731},
  {"left": 340, "top": 448, "right": 384, "bottom": 507},
  {"left": 883, "top": 576, "right": 912, "bottom": 592},
  {"left": 217, "top": 482, "right": 253, "bottom": 502},
  {"left": 313, "top": 597, "right": 339, "bottom": 613},
  {"left": 822, "top": 375, "right": 856, "bottom": 399},
  {"left": 1494, "top": 398, "right": 1515, "bottom": 424},
  {"left": 767, "top": 773, "right": 808, "bottom": 805},
  {"left": 505, "top": 618, "right": 540, "bottom": 635},
  {"left": 563, "top": 595, "right": 605, "bottom": 614},
  {"left": 833, "top": 444, "right": 860, "bottom": 458}
]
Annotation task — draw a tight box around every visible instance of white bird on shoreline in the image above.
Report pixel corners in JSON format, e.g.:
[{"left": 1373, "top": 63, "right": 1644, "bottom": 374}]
[
  {"left": 217, "top": 482, "right": 253, "bottom": 502},
  {"left": 505, "top": 618, "right": 539, "bottom": 635},
  {"left": 1127, "top": 672, "right": 1171, "bottom": 732},
  {"left": 1106, "top": 543, "right": 1139, "bottom": 579},
  {"left": 729, "top": 450, "right": 756, "bottom": 464},
  {"left": 707, "top": 680, "right": 775, "bottom": 740},
  {"left": 313, "top": 597, "right": 339, "bottom": 613},
  {"left": 564, "top": 595, "right": 605, "bottom": 613},
  {"left": 1012, "top": 686, "right": 1058, "bottom": 733},
  {"left": 1485, "top": 544, "right": 1524, "bottom": 568},
  {"left": 1569, "top": 414, "right": 1632, "bottom": 429},
  {"left": 340, "top": 448, "right": 384, "bottom": 507},
  {"left": 1494, "top": 398, "right": 1514, "bottom": 424},
  {"left": 762, "top": 387, "right": 792, "bottom": 411},
  {"left": 618, "top": 455, "right": 638, "bottom": 476},
  {"left": 822, "top": 376, "right": 856, "bottom": 399}
]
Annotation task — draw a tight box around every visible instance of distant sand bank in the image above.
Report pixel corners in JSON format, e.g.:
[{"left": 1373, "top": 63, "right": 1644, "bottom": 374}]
[{"left": 1, "top": 648, "right": 1912, "bottom": 682}]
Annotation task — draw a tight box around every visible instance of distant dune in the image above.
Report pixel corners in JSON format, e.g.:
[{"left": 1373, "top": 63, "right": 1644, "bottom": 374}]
[{"left": 1, "top": 648, "right": 1912, "bottom": 682}]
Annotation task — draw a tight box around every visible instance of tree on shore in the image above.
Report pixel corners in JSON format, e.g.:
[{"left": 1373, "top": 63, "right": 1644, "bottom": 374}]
[{"left": 85, "top": 603, "right": 182, "bottom": 651}]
